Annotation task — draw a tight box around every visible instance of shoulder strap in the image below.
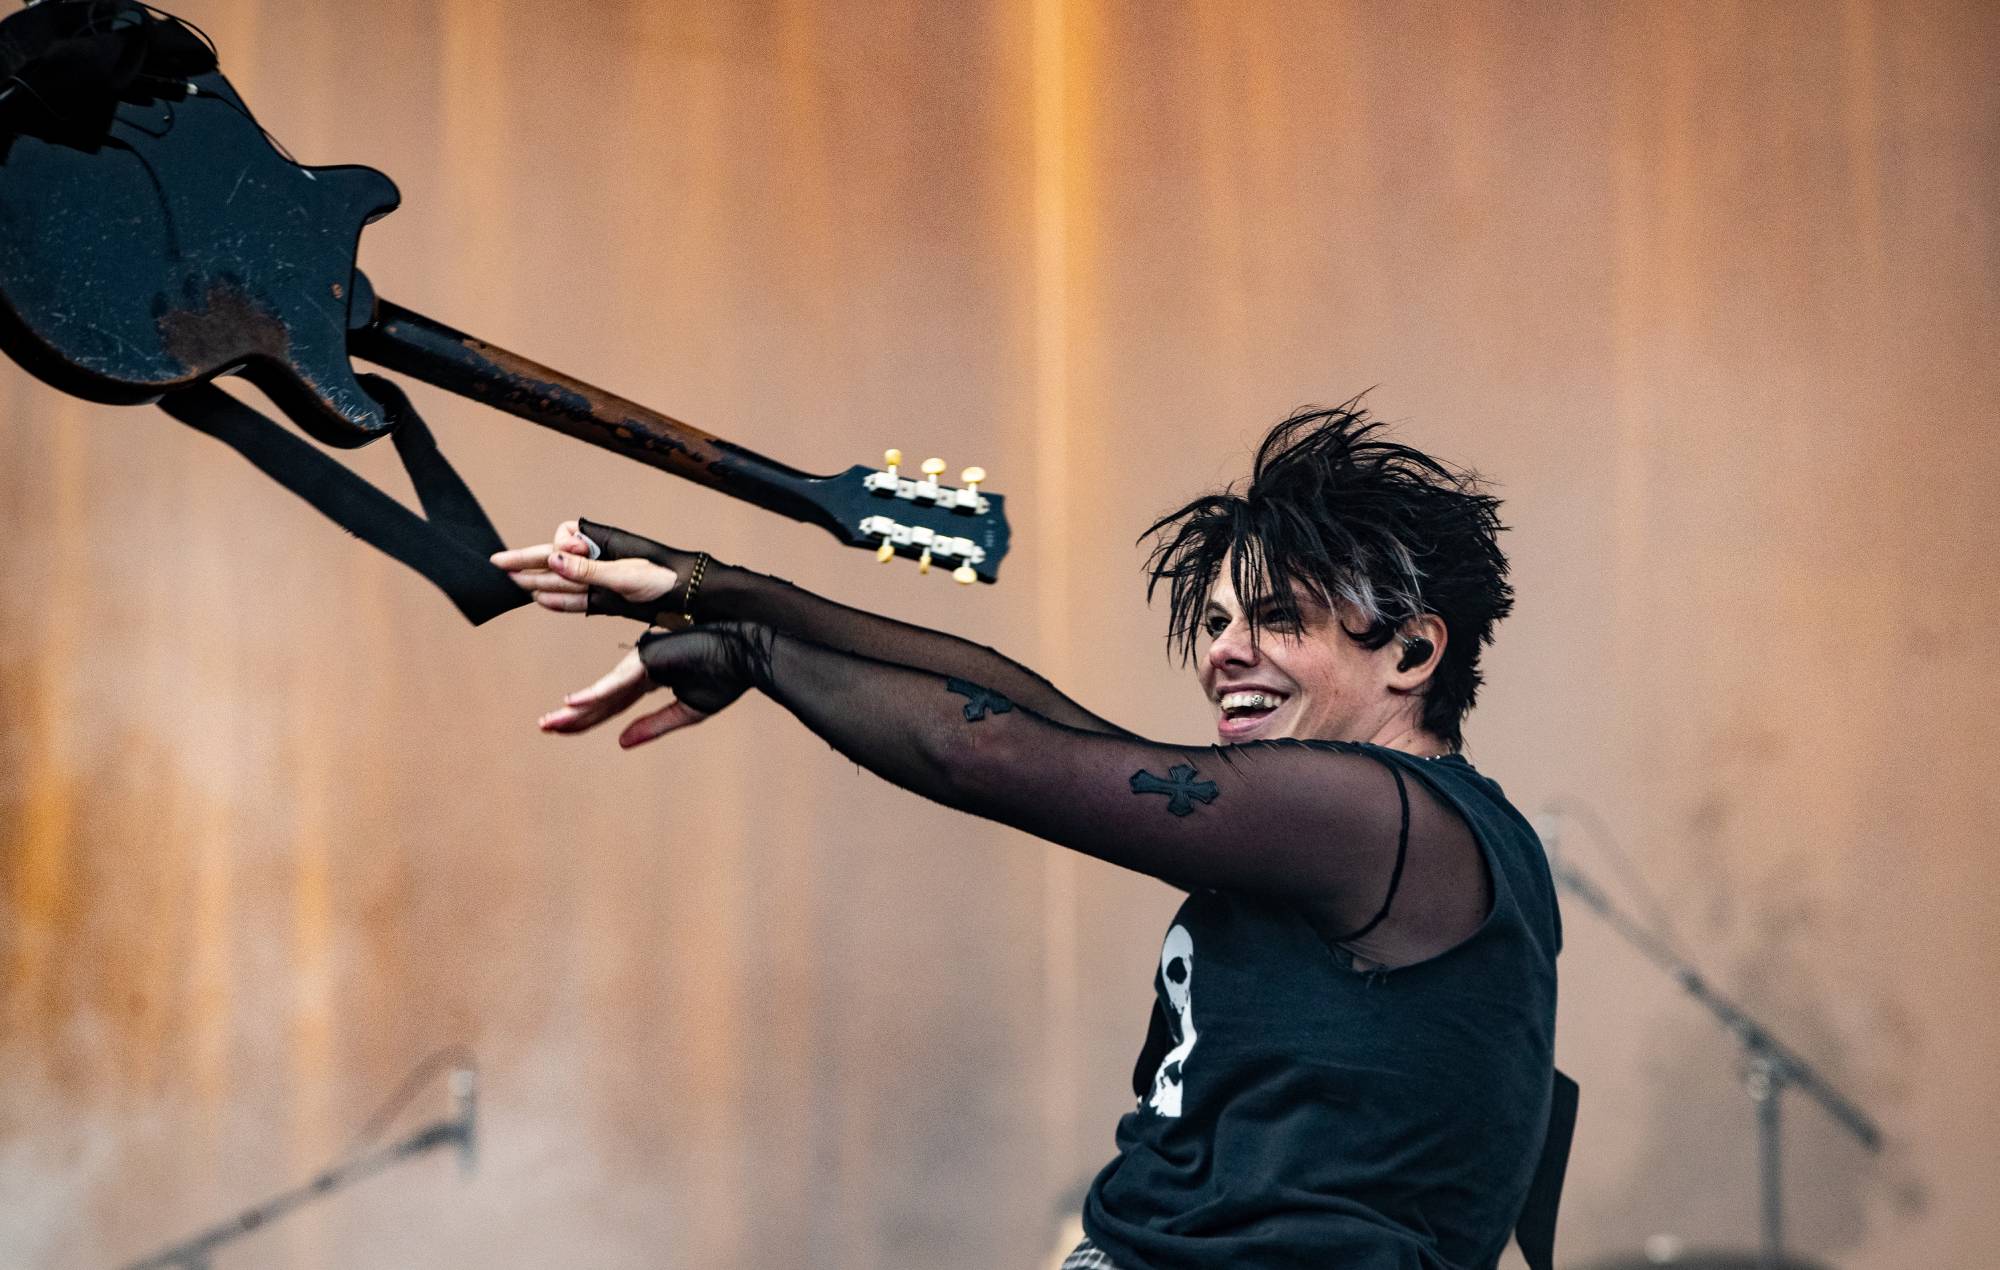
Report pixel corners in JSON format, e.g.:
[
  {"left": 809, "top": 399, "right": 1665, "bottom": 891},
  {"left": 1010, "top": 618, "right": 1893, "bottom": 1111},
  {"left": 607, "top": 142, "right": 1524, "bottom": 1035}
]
[
  {"left": 159, "top": 379, "right": 528, "bottom": 625},
  {"left": 1513, "top": 1069, "right": 1578, "bottom": 1270}
]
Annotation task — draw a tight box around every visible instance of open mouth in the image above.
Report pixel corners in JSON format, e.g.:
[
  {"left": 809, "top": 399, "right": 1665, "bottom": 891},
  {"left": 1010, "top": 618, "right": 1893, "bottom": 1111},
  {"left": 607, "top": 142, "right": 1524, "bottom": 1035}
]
[{"left": 1217, "top": 690, "right": 1288, "bottom": 737}]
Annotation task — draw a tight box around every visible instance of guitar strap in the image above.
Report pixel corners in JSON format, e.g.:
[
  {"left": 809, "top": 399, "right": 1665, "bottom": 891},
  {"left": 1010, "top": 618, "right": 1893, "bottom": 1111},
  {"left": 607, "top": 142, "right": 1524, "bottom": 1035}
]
[
  {"left": 1513, "top": 1068, "right": 1579, "bottom": 1270},
  {"left": 157, "top": 377, "right": 528, "bottom": 625}
]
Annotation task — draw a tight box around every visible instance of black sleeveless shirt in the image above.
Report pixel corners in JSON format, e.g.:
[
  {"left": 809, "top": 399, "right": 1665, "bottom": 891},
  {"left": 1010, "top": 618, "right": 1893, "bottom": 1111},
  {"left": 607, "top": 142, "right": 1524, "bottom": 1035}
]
[{"left": 1080, "top": 748, "right": 1561, "bottom": 1270}]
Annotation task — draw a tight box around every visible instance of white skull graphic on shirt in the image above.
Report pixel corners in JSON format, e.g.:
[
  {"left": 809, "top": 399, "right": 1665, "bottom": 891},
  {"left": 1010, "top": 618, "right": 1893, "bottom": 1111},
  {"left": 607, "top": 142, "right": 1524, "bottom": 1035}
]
[{"left": 1146, "top": 924, "right": 1198, "bottom": 1118}]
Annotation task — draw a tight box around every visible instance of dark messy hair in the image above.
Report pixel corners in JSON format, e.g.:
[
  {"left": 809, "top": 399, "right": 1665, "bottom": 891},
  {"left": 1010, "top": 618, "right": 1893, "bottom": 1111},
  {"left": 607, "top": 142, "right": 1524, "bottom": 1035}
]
[{"left": 1140, "top": 400, "right": 1513, "bottom": 751}]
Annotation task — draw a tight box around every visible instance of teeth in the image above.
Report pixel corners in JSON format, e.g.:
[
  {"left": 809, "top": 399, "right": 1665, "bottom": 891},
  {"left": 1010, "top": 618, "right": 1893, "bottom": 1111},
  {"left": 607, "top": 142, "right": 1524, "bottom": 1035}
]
[{"left": 1220, "top": 691, "right": 1285, "bottom": 714}]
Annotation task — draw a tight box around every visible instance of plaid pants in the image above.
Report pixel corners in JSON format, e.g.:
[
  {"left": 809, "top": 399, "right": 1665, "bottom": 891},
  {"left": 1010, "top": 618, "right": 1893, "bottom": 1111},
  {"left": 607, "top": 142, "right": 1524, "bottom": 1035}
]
[{"left": 1059, "top": 1236, "right": 1122, "bottom": 1270}]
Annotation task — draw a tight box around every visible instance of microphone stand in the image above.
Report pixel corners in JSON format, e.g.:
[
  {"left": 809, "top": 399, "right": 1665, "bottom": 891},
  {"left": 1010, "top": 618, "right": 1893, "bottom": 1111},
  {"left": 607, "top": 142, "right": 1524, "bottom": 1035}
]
[
  {"left": 117, "top": 1104, "right": 472, "bottom": 1270},
  {"left": 1551, "top": 858, "right": 1882, "bottom": 1270}
]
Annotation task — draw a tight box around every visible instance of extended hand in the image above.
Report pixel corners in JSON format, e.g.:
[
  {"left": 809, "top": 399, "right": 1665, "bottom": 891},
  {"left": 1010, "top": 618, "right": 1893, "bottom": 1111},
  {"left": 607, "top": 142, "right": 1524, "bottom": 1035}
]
[
  {"left": 490, "top": 519, "right": 679, "bottom": 615},
  {"left": 537, "top": 625, "right": 771, "bottom": 748}
]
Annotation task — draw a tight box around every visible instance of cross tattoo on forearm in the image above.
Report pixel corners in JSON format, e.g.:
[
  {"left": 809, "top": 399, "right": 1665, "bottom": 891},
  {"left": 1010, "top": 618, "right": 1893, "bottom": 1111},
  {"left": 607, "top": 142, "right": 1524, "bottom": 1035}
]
[
  {"left": 946, "top": 677, "right": 1014, "bottom": 722},
  {"left": 1129, "top": 763, "right": 1220, "bottom": 816}
]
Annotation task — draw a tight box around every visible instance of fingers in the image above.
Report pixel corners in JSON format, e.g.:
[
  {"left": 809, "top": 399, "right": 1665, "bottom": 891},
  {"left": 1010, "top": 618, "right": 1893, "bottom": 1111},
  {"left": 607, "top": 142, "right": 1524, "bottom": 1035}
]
[
  {"left": 545, "top": 550, "right": 677, "bottom": 603},
  {"left": 619, "top": 698, "right": 710, "bottom": 748},
  {"left": 554, "top": 521, "right": 592, "bottom": 555},
  {"left": 490, "top": 541, "right": 557, "bottom": 571},
  {"left": 538, "top": 650, "right": 649, "bottom": 733},
  {"left": 495, "top": 526, "right": 677, "bottom": 616},
  {"left": 539, "top": 687, "right": 638, "bottom": 732},
  {"left": 534, "top": 645, "right": 711, "bottom": 749},
  {"left": 508, "top": 569, "right": 587, "bottom": 595},
  {"left": 491, "top": 525, "right": 590, "bottom": 575},
  {"left": 564, "top": 649, "right": 647, "bottom": 707},
  {"left": 492, "top": 539, "right": 590, "bottom": 606}
]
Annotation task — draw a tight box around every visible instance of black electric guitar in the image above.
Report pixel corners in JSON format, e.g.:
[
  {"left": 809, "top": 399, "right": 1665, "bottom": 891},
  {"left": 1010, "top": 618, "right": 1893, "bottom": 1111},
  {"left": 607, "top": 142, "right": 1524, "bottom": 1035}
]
[{"left": 0, "top": 1, "right": 1009, "bottom": 583}]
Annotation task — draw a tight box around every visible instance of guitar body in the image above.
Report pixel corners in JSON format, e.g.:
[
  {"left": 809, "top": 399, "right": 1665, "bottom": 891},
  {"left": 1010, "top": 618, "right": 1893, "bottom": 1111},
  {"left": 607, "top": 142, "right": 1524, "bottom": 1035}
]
[
  {"left": 0, "top": 2, "right": 1012, "bottom": 580},
  {"left": 0, "top": 69, "right": 400, "bottom": 446}
]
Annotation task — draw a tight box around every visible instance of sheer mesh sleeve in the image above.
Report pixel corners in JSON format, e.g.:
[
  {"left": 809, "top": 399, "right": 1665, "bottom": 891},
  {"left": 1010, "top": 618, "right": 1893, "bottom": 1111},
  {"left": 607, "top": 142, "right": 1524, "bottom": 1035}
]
[
  {"left": 579, "top": 517, "right": 1129, "bottom": 735},
  {"left": 642, "top": 626, "right": 1481, "bottom": 937}
]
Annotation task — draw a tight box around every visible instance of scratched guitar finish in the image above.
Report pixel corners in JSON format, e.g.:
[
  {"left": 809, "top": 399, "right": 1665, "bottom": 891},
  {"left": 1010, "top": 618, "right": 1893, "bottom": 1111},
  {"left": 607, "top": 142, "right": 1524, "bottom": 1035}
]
[
  {"left": 0, "top": 15, "right": 1011, "bottom": 582},
  {"left": 0, "top": 69, "right": 399, "bottom": 443}
]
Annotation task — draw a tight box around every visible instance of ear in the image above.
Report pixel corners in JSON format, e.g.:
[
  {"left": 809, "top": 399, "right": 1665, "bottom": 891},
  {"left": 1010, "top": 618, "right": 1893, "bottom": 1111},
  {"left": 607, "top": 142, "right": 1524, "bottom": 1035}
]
[{"left": 1386, "top": 615, "right": 1447, "bottom": 693}]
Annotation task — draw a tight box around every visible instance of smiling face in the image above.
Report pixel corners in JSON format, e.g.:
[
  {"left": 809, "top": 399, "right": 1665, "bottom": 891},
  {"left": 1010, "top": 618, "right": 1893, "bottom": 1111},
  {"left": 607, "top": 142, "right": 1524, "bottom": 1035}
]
[{"left": 1195, "top": 564, "right": 1445, "bottom": 750}]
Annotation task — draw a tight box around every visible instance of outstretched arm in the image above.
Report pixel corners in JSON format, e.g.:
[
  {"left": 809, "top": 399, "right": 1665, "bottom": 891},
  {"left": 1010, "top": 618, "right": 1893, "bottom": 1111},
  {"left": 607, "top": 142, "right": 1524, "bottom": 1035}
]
[
  {"left": 499, "top": 517, "right": 1130, "bottom": 735},
  {"left": 699, "top": 565, "right": 1131, "bottom": 738},
  {"left": 542, "top": 623, "right": 1480, "bottom": 941}
]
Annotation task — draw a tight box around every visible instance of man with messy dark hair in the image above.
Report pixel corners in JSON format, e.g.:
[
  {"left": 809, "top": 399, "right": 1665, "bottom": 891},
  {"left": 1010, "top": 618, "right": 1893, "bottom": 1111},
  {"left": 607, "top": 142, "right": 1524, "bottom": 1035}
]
[
  {"left": 496, "top": 401, "right": 1567, "bottom": 1270},
  {"left": 1142, "top": 400, "right": 1514, "bottom": 754}
]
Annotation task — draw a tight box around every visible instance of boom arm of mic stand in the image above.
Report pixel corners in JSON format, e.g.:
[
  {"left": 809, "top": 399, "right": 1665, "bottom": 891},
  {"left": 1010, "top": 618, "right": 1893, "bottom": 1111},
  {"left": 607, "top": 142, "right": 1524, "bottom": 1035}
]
[
  {"left": 117, "top": 1115, "right": 470, "bottom": 1270},
  {"left": 1551, "top": 861, "right": 1883, "bottom": 1153}
]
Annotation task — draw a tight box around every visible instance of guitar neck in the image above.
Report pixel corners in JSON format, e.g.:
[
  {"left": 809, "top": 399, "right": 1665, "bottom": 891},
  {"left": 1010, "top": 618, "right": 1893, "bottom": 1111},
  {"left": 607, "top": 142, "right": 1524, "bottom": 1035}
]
[{"left": 351, "top": 298, "right": 833, "bottom": 527}]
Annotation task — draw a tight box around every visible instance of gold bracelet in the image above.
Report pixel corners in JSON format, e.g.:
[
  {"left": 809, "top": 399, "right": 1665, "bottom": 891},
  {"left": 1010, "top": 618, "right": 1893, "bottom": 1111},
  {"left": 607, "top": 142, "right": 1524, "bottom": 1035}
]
[{"left": 671, "top": 552, "right": 709, "bottom": 628}]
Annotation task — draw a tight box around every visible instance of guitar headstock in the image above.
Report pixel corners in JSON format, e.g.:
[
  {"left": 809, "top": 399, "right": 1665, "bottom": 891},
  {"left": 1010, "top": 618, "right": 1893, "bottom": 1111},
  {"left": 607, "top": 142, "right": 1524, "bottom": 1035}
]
[{"left": 811, "top": 450, "right": 1011, "bottom": 583}]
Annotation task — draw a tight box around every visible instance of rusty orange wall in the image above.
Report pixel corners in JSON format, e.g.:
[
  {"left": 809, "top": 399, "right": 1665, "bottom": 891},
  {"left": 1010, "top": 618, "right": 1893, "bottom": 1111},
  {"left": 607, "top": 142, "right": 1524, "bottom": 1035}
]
[{"left": 2, "top": 2, "right": 1995, "bottom": 1267}]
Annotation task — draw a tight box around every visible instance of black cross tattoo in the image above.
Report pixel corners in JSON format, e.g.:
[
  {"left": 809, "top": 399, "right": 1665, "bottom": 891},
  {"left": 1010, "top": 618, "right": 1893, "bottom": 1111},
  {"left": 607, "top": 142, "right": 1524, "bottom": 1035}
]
[
  {"left": 1129, "top": 764, "right": 1220, "bottom": 816},
  {"left": 946, "top": 677, "right": 1014, "bottom": 723}
]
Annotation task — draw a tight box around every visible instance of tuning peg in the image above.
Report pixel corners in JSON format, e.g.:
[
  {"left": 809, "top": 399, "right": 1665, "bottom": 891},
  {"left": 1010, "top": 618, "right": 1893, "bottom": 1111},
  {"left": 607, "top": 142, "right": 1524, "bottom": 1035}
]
[
  {"left": 921, "top": 457, "right": 946, "bottom": 483},
  {"left": 953, "top": 565, "right": 977, "bottom": 585},
  {"left": 883, "top": 448, "right": 902, "bottom": 477},
  {"left": 877, "top": 541, "right": 896, "bottom": 563},
  {"left": 918, "top": 548, "right": 933, "bottom": 575},
  {"left": 960, "top": 465, "right": 986, "bottom": 496}
]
